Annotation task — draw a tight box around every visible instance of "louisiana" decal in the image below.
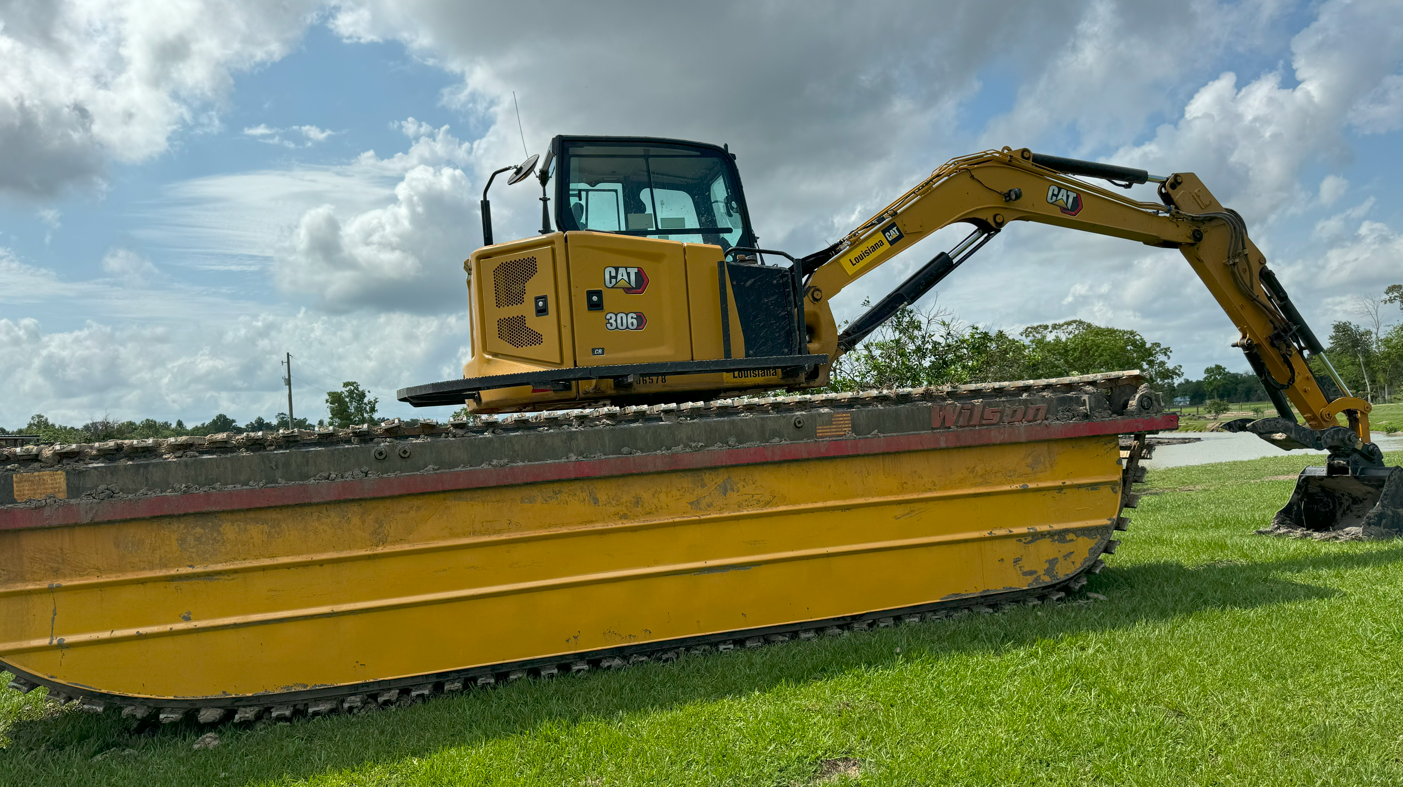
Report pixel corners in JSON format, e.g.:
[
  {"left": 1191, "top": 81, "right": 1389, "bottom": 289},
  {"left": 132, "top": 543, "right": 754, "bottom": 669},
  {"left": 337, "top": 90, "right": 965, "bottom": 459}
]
[
  {"left": 839, "top": 222, "right": 905, "bottom": 276},
  {"left": 931, "top": 402, "right": 1047, "bottom": 428}
]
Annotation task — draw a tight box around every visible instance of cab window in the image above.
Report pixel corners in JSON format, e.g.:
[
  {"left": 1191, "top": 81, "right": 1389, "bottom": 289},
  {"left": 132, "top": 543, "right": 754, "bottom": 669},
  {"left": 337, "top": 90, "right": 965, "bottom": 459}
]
[{"left": 560, "top": 142, "right": 750, "bottom": 250}]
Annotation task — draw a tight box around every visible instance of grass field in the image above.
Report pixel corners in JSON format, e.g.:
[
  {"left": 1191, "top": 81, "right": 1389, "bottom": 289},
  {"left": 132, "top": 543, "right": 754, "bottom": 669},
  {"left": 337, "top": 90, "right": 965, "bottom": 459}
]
[
  {"left": 1172, "top": 400, "right": 1403, "bottom": 433},
  {"left": 3, "top": 451, "right": 1403, "bottom": 785}
]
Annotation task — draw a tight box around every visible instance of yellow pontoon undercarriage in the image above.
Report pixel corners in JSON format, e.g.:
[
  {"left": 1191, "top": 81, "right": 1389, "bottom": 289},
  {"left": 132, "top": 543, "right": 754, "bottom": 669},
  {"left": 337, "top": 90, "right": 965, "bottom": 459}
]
[{"left": 0, "top": 372, "right": 1167, "bottom": 723}]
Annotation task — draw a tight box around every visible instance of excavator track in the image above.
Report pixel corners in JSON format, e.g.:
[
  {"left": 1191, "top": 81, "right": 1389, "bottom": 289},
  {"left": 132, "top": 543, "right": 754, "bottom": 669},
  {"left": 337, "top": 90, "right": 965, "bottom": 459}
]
[{"left": 1, "top": 372, "right": 1165, "bottom": 727}]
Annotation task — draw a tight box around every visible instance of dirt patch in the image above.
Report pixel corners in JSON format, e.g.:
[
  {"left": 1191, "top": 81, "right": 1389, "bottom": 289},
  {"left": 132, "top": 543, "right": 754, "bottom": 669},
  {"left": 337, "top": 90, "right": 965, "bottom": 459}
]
[
  {"left": 814, "top": 757, "right": 862, "bottom": 784},
  {"left": 1255, "top": 523, "right": 1399, "bottom": 542}
]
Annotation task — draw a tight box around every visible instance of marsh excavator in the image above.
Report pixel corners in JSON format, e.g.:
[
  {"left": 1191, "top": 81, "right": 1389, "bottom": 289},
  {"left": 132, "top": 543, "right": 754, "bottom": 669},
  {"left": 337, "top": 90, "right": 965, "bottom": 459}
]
[{"left": 2, "top": 139, "right": 1397, "bottom": 726}]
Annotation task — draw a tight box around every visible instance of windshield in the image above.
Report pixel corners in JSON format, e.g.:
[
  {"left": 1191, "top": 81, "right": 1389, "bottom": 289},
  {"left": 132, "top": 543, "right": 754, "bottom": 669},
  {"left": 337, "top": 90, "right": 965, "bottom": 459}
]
[{"left": 559, "top": 142, "right": 750, "bottom": 250}]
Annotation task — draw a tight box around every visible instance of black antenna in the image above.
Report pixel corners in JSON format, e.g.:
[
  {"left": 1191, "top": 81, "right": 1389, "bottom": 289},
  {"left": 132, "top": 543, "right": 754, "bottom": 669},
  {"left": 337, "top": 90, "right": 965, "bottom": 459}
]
[{"left": 512, "top": 91, "right": 528, "bottom": 158}]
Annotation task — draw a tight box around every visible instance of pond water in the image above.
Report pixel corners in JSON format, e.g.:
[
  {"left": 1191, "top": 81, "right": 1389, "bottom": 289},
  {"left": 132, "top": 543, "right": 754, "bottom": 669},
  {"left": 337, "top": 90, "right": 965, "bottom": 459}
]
[{"left": 1144, "top": 431, "right": 1403, "bottom": 468}]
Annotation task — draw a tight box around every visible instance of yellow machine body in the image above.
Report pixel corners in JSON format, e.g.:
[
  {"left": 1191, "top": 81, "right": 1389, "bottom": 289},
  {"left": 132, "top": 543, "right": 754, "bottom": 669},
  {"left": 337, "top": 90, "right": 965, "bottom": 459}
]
[{"left": 465, "top": 232, "right": 799, "bottom": 412}]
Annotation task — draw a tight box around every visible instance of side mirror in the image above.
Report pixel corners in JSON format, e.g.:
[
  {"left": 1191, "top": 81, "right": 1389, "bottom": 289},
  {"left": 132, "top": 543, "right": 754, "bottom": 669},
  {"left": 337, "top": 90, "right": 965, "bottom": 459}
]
[
  {"left": 506, "top": 154, "right": 539, "bottom": 185},
  {"left": 482, "top": 153, "right": 540, "bottom": 247}
]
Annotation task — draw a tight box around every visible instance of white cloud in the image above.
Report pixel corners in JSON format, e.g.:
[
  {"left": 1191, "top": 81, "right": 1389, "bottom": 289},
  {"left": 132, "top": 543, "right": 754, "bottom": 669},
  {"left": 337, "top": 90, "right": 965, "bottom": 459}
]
[
  {"left": 0, "top": 0, "right": 321, "bottom": 199},
  {"left": 1348, "top": 73, "right": 1403, "bottom": 134},
  {"left": 1318, "top": 174, "right": 1349, "bottom": 207},
  {"left": 1107, "top": 0, "right": 1403, "bottom": 224},
  {"left": 278, "top": 163, "right": 474, "bottom": 312},
  {"left": 1312, "top": 198, "right": 1375, "bottom": 241},
  {"left": 242, "top": 123, "right": 338, "bottom": 147},
  {"left": 100, "top": 247, "right": 160, "bottom": 284},
  {"left": 0, "top": 310, "right": 472, "bottom": 428}
]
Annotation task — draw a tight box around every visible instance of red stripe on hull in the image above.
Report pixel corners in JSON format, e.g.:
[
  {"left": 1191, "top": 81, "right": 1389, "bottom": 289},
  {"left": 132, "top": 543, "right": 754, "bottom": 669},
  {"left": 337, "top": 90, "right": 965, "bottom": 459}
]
[{"left": 0, "top": 415, "right": 1176, "bottom": 532}]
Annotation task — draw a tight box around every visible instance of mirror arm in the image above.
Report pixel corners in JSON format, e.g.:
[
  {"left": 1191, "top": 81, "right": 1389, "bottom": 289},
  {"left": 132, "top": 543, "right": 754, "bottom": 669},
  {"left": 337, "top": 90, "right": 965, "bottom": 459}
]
[
  {"left": 539, "top": 168, "right": 552, "bottom": 235},
  {"left": 480, "top": 165, "right": 514, "bottom": 247}
]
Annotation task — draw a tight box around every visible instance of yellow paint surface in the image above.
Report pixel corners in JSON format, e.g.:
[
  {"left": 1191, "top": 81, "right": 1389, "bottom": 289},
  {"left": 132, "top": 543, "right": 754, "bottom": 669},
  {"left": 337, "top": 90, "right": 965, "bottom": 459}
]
[{"left": 0, "top": 435, "right": 1121, "bottom": 700}]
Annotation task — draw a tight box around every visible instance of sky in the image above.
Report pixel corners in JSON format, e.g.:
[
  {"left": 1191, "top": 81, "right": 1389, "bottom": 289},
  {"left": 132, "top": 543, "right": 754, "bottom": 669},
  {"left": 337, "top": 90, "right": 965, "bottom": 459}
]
[{"left": 1, "top": 0, "right": 1402, "bottom": 428}]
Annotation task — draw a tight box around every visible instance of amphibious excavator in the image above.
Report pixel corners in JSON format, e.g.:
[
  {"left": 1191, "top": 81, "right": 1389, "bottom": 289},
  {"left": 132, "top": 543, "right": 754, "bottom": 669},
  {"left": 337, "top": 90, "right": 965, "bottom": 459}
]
[{"left": 2, "top": 140, "right": 1397, "bottom": 726}]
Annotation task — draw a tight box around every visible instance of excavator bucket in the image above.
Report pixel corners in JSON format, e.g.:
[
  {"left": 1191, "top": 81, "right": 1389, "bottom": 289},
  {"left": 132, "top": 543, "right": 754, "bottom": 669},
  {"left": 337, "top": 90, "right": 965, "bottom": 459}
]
[{"left": 1264, "top": 465, "right": 1403, "bottom": 540}]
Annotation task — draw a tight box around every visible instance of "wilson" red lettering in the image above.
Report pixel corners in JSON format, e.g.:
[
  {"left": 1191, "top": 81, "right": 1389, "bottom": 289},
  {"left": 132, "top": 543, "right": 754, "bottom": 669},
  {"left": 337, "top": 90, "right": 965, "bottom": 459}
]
[{"left": 930, "top": 403, "right": 1047, "bottom": 429}]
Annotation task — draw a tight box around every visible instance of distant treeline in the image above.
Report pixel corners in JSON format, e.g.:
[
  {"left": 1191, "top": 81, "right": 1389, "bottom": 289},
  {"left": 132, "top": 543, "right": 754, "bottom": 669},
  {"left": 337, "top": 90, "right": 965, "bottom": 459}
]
[{"left": 2, "top": 382, "right": 385, "bottom": 445}]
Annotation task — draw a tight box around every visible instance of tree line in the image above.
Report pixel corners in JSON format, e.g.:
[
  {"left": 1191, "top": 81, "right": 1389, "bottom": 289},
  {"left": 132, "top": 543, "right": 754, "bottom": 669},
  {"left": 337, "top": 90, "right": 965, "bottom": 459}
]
[
  {"left": 1, "top": 382, "right": 384, "bottom": 444},
  {"left": 829, "top": 306, "right": 1182, "bottom": 392}
]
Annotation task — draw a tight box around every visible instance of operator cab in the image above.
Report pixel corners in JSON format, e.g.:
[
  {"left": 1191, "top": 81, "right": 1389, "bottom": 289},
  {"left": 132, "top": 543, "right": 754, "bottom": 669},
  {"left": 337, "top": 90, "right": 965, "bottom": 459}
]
[{"left": 547, "top": 136, "right": 759, "bottom": 252}]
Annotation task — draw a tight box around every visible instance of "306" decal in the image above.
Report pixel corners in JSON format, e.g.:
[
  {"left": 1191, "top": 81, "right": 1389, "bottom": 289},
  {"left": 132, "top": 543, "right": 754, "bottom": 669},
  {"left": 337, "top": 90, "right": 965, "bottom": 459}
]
[{"left": 605, "top": 312, "right": 647, "bottom": 331}]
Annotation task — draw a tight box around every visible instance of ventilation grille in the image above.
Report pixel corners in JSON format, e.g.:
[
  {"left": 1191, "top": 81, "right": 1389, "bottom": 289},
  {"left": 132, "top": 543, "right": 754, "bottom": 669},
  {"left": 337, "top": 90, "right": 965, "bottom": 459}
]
[
  {"left": 497, "top": 315, "right": 544, "bottom": 348},
  {"left": 493, "top": 256, "right": 538, "bottom": 308}
]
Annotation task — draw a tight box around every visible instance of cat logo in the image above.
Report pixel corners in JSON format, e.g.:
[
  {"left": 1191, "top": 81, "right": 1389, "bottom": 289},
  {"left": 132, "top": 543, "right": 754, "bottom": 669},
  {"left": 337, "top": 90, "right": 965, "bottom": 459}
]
[
  {"left": 604, "top": 266, "right": 648, "bottom": 294},
  {"left": 1046, "top": 185, "right": 1083, "bottom": 216}
]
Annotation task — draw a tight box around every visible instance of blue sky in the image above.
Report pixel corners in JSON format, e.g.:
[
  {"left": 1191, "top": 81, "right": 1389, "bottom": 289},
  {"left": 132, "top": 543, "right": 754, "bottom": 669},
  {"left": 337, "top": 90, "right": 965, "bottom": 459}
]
[{"left": 1, "top": 0, "right": 1401, "bottom": 428}]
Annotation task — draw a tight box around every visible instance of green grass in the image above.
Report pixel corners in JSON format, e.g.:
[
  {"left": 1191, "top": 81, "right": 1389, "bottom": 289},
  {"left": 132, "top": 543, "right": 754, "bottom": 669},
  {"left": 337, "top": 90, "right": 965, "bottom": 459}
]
[{"left": 4, "top": 453, "right": 1403, "bottom": 786}]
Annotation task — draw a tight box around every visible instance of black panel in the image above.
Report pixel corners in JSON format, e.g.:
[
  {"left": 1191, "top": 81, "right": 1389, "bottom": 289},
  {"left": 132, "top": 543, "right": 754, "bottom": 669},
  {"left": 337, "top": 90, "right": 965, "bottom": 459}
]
[
  {"left": 586, "top": 290, "right": 604, "bottom": 311},
  {"left": 725, "top": 263, "right": 797, "bottom": 358}
]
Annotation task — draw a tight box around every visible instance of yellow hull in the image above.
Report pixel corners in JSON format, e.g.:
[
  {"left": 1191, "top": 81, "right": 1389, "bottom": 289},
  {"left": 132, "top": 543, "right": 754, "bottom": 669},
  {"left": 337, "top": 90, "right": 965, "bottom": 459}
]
[
  {"left": 2, "top": 435, "right": 1123, "bottom": 700},
  {"left": 1, "top": 374, "right": 1169, "bottom": 709}
]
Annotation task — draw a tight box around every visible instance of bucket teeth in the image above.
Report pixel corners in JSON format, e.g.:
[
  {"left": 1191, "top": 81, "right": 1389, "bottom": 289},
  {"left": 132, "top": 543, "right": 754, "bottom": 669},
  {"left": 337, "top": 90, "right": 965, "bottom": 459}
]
[
  {"left": 80, "top": 699, "right": 106, "bottom": 714},
  {"left": 375, "top": 690, "right": 399, "bottom": 706},
  {"left": 716, "top": 641, "right": 735, "bottom": 652},
  {"left": 1123, "top": 492, "right": 1141, "bottom": 508},
  {"left": 1088, "top": 559, "right": 1107, "bottom": 574},
  {"left": 1103, "top": 539, "right": 1120, "bottom": 555},
  {"left": 411, "top": 684, "right": 435, "bottom": 698},
  {"left": 442, "top": 679, "right": 464, "bottom": 693},
  {"left": 6, "top": 678, "right": 34, "bottom": 693},
  {"left": 1068, "top": 576, "right": 1088, "bottom": 590},
  {"left": 1114, "top": 516, "right": 1130, "bottom": 531},
  {"left": 627, "top": 654, "right": 650, "bottom": 665},
  {"left": 876, "top": 617, "right": 895, "bottom": 628},
  {"left": 902, "top": 614, "right": 923, "bottom": 625},
  {"left": 798, "top": 630, "right": 817, "bottom": 640},
  {"left": 539, "top": 666, "right": 559, "bottom": 678},
  {"left": 849, "top": 620, "right": 871, "bottom": 631},
  {"left": 197, "top": 707, "right": 227, "bottom": 724},
  {"left": 1127, "top": 465, "right": 1147, "bottom": 483},
  {"left": 765, "top": 634, "right": 790, "bottom": 644},
  {"left": 158, "top": 708, "right": 185, "bottom": 724},
  {"left": 570, "top": 661, "right": 590, "bottom": 674},
  {"left": 744, "top": 637, "right": 764, "bottom": 649},
  {"left": 824, "top": 626, "right": 845, "bottom": 638},
  {"left": 233, "top": 707, "right": 261, "bottom": 723},
  {"left": 473, "top": 676, "right": 495, "bottom": 688},
  {"left": 509, "top": 668, "right": 531, "bottom": 679},
  {"left": 601, "top": 656, "right": 627, "bottom": 668},
  {"left": 269, "top": 705, "right": 295, "bottom": 720}
]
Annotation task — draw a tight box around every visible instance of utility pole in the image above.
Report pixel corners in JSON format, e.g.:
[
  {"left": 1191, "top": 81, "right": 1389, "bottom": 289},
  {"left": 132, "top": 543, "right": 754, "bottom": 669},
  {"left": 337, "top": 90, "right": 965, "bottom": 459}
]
[{"left": 283, "top": 352, "right": 295, "bottom": 428}]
